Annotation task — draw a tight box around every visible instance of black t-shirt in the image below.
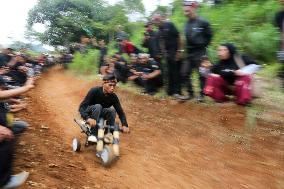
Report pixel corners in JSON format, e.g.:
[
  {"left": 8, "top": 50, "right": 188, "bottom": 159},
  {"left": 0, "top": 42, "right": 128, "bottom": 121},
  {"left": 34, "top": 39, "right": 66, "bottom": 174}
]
[
  {"left": 158, "top": 21, "right": 179, "bottom": 51},
  {"left": 133, "top": 60, "right": 160, "bottom": 74},
  {"left": 79, "top": 87, "right": 128, "bottom": 127},
  {"left": 142, "top": 30, "right": 160, "bottom": 58}
]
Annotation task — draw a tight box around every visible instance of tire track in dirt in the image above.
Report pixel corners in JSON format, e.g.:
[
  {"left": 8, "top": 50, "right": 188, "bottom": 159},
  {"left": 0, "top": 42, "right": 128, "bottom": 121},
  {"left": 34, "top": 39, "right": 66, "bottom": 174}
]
[{"left": 14, "top": 67, "right": 284, "bottom": 189}]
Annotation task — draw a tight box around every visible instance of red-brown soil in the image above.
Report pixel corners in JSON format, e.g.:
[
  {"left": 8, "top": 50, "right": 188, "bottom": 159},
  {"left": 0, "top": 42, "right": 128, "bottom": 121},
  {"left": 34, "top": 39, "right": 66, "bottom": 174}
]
[{"left": 12, "top": 67, "right": 284, "bottom": 189}]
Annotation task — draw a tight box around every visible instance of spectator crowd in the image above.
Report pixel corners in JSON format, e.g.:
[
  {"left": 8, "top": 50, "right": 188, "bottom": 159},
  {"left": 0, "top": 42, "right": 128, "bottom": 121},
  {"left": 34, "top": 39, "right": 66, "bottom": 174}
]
[
  {"left": 71, "top": 0, "right": 266, "bottom": 106},
  {"left": 0, "top": 47, "right": 56, "bottom": 188}
]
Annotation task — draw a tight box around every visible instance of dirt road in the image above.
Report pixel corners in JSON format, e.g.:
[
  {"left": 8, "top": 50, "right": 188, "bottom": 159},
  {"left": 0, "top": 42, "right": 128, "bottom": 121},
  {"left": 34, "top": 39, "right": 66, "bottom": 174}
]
[{"left": 14, "top": 68, "right": 284, "bottom": 189}]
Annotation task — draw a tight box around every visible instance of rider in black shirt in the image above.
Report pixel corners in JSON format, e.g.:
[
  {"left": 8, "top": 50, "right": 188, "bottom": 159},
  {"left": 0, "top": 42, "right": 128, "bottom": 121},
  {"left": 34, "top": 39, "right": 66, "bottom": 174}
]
[{"left": 79, "top": 74, "right": 129, "bottom": 133}]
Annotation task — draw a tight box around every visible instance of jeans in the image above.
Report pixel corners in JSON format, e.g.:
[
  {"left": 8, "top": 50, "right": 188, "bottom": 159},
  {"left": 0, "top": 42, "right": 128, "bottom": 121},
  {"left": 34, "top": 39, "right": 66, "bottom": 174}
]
[
  {"left": 85, "top": 104, "right": 116, "bottom": 126},
  {"left": 11, "top": 121, "right": 29, "bottom": 135}
]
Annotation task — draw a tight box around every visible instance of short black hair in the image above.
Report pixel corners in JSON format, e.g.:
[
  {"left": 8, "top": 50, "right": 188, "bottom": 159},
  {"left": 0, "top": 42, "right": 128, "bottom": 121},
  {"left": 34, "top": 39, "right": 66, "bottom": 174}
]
[
  {"left": 103, "top": 74, "right": 116, "bottom": 82},
  {"left": 200, "top": 55, "right": 209, "bottom": 61}
]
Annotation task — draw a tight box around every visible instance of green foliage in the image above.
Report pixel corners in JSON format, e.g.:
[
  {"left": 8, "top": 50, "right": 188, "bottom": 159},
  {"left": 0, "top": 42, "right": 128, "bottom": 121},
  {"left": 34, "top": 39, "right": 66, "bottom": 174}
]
[
  {"left": 258, "top": 62, "right": 282, "bottom": 78},
  {"left": 127, "top": 22, "right": 145, "bottom": 49},
  {"left": 27, "top": 0, "right": 106, "bottom": 46},
  {"left": 27, "top": 0, "right": 142, "bottom": 46},
  {"left": 171, "top": 0, "right": 281, "bottom": 63},
  {"left": 123, "top": 0, "right": 145, "bottom": 14},
  {"left": 68, "top": 49, "right": 99, "bottom": 74},
  {"left": 244, "top": 24, "right": 279, "bottom": 62}
]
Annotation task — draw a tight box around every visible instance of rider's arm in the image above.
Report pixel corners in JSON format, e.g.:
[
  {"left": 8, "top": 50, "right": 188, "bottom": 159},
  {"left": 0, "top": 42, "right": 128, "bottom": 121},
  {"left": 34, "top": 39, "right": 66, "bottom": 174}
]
[
  {"left": 79, "top": 88, "right": 96, "bottom": 120},
  {"left": 112, "top": 95, "right": 128, "bottom": 127}
]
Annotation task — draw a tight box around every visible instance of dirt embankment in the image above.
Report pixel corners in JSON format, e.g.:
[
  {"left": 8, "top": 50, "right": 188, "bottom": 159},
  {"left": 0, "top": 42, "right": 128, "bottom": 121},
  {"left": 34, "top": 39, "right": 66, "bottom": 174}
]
[{"left": 13, "top": 68, "right": 284, "bottom": 189}]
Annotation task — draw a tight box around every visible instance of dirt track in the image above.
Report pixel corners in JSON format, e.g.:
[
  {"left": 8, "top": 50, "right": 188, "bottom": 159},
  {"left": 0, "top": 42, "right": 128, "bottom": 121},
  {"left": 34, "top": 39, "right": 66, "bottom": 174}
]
[{"left": 13, "top": 67, "right": 284, "bottom": 189}]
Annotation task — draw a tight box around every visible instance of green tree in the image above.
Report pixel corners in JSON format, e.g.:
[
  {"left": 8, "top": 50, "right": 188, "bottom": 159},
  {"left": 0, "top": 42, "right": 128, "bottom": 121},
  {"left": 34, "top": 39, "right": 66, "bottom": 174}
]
[
  {"left": 27, "top": 0, "right": 129, "bottom": 46},
  {"left": 122, "top": 0, "right": 145, "bottom": 14}
]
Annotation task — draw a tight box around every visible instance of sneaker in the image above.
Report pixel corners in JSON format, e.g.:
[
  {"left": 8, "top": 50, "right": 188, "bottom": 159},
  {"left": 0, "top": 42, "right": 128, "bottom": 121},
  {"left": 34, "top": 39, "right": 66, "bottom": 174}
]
[
  {"left": 88, "top": 135, "right": 97, "bottom": 143},
  {"left": 197, "top": 95, "right": 205, "bottom": 102},
  {"left": 172, "top": 94, "right": 181, "bottom": 100},
  {"left": 3, "top": 171, "right": 29, "bottom": 189},
  {"left": 177, "top": 94, "right": 194, "bottom": 101}
]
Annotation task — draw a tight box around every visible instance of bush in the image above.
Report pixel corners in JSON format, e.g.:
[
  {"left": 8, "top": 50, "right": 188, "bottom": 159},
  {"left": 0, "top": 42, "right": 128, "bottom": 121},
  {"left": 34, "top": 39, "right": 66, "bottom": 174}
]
[
  {"left": 245, "top": 24, "right": 280, "bottom": 62},
  {"left": 69, "top": 49, "right": 99, "bottom": 74}
]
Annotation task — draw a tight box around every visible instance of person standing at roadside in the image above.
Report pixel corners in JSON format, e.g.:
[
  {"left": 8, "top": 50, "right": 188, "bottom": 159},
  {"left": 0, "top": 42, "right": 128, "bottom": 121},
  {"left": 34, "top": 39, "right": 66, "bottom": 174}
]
[
  {"left": 275, "top": 0, "right": 284, "bottom": 89},
  {"left": 152, "top": 12, "right": 182, "bottom": 97},
  {"left": 180, "top": 0, "right": 213, "bottom": 102}
]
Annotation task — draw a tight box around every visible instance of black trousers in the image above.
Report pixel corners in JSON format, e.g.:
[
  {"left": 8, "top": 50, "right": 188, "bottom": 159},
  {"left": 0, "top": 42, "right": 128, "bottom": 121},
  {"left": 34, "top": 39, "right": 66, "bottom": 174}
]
[
  {"left": 0, "top": 140, "right": 13, "bottom": 187},
  {"left": 166, "top": 51, "right": 182, "bottom": 95},
  {"left": 114, "top": 64, "right": 130, "bottom": 83},
  {"left": 85, "top": 104, "right": 116, "bottom": 126},
  {"left": 279, "top": 64, "right": 284, "bottom": 89},
  {"left": 181, "top": 49, "right": 206, "bottom": 96},
  {"left": 134, "top": 76, "right": 163, "bottom": 94}
]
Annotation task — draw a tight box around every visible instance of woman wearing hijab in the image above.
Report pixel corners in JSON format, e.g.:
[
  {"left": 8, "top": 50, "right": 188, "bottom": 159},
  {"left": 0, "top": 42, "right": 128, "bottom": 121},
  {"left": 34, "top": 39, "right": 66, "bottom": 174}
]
[{"left": 204, "top": 43, "right": 257, "bottom": 105}]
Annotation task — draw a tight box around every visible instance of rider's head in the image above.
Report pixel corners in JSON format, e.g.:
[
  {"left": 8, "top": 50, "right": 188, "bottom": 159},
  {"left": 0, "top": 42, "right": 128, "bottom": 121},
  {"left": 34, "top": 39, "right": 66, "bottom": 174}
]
[{"left": 102, "top": 74, "right": 117, "bottom": 94}]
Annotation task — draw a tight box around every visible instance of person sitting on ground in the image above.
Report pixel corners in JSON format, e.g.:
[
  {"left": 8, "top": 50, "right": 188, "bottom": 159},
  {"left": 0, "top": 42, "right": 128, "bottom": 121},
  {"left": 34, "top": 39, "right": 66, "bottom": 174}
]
[
  {"left": 100, "top": 55, "right": 130, "bottom": 83},
  {"left": 127, "top": 53, "right": 139, "bottom": 71},
  {"left": 204, "top": 43, "right": 257, "bottom": 105},
  {"left": 0, "top": 125, "right": 30, "bottom": 189},
  {"left": 119, "top": 39, "right": 141, "bottom": 55},
  {"left": 199, "top": 55, "right": 212, "bottom": 78},
  {"left": 0, "top": 77, "right": 34, "bottom": 189},
  {"left": 78, "top": 74, "right": 130, "bottom": 136},
  {"left": 5, "top": 54, "right": 29, "bottom": 87},
  {"left": 113, "top": 52, "right": 127, "bottom": 64},
  {"left": 0, "top": 48, "right": 14, "bottom": 67},
  {"left": 0, "top": 76, "right": 34, "bottom": 134},
  {"left": 129, "top": 53, "right": 163, "bottom": 95}
]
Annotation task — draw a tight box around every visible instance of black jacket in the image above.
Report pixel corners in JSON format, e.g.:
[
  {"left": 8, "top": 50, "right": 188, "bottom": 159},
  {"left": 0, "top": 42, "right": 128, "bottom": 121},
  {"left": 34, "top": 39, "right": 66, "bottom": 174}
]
[
  {"left": 158, "top": 21, "right": 180, "bottom": 52},
  {"left": 142, "top": 30, "right": 160, "bottom": 59},
  {"left": 185, "top": 17, "right": 212, "bottom": 52}
]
